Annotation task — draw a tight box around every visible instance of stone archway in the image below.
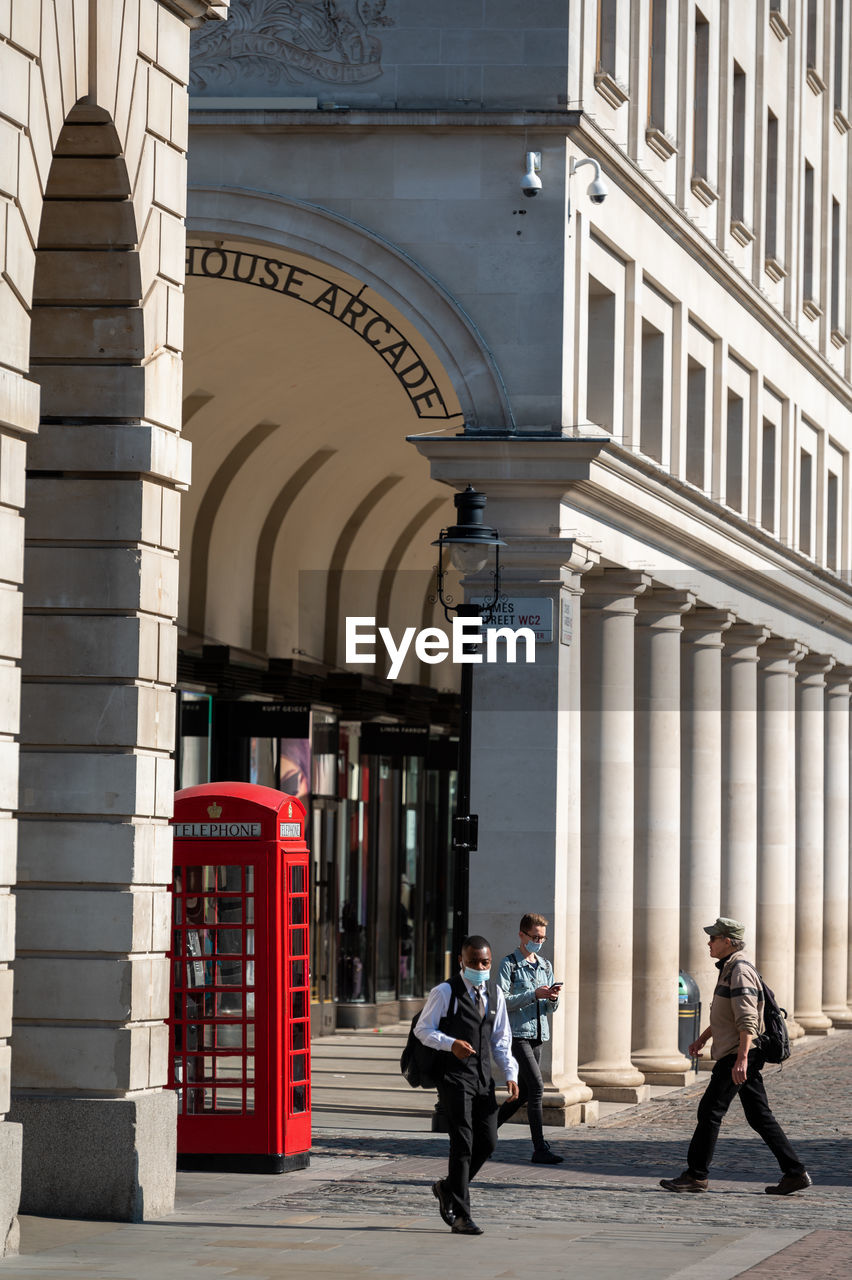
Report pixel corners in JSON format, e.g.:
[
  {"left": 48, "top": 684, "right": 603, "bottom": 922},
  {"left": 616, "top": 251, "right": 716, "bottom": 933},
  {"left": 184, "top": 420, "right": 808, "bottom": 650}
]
[{"left": 0, "top": 0, "right": 229, "bottom": 1243}]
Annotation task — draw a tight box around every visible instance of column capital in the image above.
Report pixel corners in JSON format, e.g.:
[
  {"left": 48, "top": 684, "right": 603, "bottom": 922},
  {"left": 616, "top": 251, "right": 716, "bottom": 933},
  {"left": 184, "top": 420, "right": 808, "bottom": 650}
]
[
  {"left": 494, "top": 536, "right": 600, "bottom": 579},
  {"left": 681, "top": 606, "right": 736, "bottom": 645},
  {"left": 723, "top": 623, "right": 771, "bottom": 659},
  {"left": 635, "top": 588, "right": 696, "bottom": 628},
  {"left": 825, "top": 665, "right": 852, "bottom": 693},
  {"left": 582, "top": 569, "right": 652, "bottom": 611},
  {"left": 796, "top": 652, "right": 836, "bottom": 683},
  {"left": 161, "top": 0, "right": 230, "bottom": 26},
  {"left": 758, "top": 636, "right": 805, "bottom": 673}
]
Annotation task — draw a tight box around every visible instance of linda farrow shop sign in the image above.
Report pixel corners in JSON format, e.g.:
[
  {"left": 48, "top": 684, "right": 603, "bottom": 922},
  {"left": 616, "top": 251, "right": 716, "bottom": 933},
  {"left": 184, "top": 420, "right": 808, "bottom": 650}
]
[{"left": 186, "top": 246, "right": 453, "bottom": 420}]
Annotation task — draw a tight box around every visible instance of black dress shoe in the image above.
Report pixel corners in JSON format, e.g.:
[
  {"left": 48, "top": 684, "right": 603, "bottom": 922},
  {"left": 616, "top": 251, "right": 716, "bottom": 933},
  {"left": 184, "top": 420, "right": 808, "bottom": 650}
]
[
  {"left": 765, "top": 1171, "right": 812, "bottom": 1196},
  {"left": 432, "top": 1180, "right": 454, "bottom": 1225},
  {"left": 451, "top": 1217, "right": 483, "bottom": 1235},
  {"left": 531, "top": 1145, "right": 564, "bottom": 1164}
]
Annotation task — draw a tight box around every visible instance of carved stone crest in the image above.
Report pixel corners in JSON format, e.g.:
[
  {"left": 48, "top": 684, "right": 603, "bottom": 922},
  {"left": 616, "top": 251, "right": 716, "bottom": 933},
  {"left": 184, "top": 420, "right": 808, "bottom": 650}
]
[{"left": 190, "top": 0, "right": 394, "bottom": 90}]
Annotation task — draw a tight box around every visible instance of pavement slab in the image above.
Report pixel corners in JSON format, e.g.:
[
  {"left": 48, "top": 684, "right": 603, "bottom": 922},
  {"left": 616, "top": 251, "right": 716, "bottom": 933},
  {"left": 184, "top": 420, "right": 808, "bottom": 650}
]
[{"left": 3, "top": 1031, "right": 851, "bottom": 1279}]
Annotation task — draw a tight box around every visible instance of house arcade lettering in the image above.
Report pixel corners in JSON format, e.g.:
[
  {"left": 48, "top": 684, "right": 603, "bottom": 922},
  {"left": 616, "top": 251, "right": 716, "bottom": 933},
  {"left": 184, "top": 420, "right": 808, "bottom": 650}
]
[{"left": 186, "top": 246, "right": 451, "bottom": 419}]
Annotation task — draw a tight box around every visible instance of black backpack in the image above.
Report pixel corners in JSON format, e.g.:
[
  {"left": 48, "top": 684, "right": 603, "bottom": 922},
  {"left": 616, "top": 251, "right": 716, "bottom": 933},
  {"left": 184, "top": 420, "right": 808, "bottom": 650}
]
[
  {"left": 401, "top": 974, "right": 493, "bottom": 1088},
  {"left": 753, "top": 975, "right": 791, "bottom": 1064}
]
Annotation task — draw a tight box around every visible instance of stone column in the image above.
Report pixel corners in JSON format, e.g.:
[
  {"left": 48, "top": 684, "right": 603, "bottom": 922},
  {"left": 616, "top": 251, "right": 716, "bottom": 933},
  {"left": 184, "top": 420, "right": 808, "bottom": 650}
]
[
  {"left": 823, "top": 669, "right": 852, "bottom": 1026},
  {"left": 631, "top": 589, "right": 694, "bottom": 1086},
  {"left": 680, "top": 609, "right": 734, "bottom": 1020},
  {"left": 466, "top": 539, "right": 598, "bottom": 1124},
  {"left": 578, "top": 570, "right": 651, "bottom": 1102},
  {"left": 756, "top": 639, "right": 800, "bottom": 1018},
  {"left": 721, "top": 625, "right": 769, "bottom": 943},
  {"left": 794, "top": 654, "right": 834, "bottom": 1033}
]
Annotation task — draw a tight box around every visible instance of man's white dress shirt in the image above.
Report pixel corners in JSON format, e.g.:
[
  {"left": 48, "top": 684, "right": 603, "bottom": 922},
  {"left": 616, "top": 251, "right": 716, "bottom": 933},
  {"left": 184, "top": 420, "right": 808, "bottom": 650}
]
[{"left": 413, "top": 973, "right": 519, "bottom": 1082}]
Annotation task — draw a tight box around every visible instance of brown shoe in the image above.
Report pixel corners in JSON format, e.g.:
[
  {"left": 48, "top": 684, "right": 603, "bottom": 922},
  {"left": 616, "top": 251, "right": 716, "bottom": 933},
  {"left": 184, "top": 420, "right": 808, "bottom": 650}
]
[
  {"left": 660, "top": 1171, "right": 709, "bottom": 1193},
  {"left": 765, "top": 1171, "right": 812, "bottom": 1196}
]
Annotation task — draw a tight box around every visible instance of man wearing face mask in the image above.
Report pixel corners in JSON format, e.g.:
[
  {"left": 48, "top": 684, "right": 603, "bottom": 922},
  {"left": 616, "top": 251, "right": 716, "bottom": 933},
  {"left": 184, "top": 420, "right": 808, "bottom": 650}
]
[
  {"left": 496, "top": 912, "right": 563, "bottom": 1163},
  {"left": 414, "top": 935, "right": 519, "bottom": 1235}
]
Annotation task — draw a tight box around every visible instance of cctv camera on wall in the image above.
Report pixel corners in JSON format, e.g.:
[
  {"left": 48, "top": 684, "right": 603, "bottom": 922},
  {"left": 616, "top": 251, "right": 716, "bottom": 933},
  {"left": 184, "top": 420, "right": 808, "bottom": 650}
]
[
  {"left": 569, "top": 156, "right": 608, "bottom": 206},
  {"left": 521, "top": 151, "right": 542, "bottom": 198}
]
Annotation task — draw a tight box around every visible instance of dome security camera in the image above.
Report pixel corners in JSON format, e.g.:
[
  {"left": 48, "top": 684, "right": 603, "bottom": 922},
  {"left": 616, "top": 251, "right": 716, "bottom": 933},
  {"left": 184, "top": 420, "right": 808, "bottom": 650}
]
[
  {"left": 521, "top": 151, "right": 542, "bottom": 198},
  {"left": 569, "top": 156, "right": 608, "bottom": 210}
]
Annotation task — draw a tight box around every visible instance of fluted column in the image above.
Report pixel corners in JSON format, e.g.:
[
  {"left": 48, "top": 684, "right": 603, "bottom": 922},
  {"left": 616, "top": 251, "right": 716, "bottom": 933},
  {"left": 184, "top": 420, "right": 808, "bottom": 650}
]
[
  {"left": 680, "top": 609, "right": 735, "bottom": 1015},
  {"left": 823, "top": 668, "right": 852, "bottom": 1026},
  {"left": 579, "top": 569, "right": 651, "bottom": 1102},
  {"left": 631, "top": 590, "right": 694, "bottom": 1085},
  {"left": 793, "top": 654, "right": 834, "bottom": 1032},
  {"left": 721, "top": 625, "right": 769, "bottom": 943},
  {"left": 756, "top": 639, "right": 800, "bottom": 1019}
]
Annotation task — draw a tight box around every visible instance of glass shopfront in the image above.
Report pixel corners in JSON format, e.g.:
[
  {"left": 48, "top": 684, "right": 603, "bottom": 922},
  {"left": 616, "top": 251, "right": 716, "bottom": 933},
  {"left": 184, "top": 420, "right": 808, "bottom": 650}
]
[{"left": 175, "top": 680, "right": 458, "bottom": 1029}]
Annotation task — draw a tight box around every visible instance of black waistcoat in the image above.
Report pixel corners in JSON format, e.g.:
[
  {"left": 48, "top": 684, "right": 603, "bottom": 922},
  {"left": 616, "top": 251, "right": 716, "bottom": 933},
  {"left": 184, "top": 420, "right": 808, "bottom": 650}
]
[{"left": 440, "top": 973, "right": 497, "bottom": 1090}]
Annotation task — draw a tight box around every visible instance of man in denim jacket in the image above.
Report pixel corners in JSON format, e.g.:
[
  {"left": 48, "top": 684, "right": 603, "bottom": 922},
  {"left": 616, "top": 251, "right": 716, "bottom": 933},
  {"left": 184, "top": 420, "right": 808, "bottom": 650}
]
[{"left": 496, "top": 912, "right": 563, "bottom": 1164}]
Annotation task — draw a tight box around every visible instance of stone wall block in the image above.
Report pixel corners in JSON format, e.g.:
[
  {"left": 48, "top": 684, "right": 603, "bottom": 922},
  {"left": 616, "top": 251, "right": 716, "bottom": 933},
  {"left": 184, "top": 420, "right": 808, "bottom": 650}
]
[
  {"left": 13, "top": 957, "right": 134, "bottom": 1021},
  {"left": 0, "top": 508, "right": 23, "bottom": 584},
  {"left": 18, "top": 749, "right": 157, "bottom": 817},
  {"left": 25, "top": 422, "right": 189, "bottom": 482},
  {"left": 33, "top": 248, "right": 141, "bottom": 304},
  {"left": 170, "top": 81, "right": 188, "bottom": 150},
  {"left": 15, "top": 817, "right": 164, "bottom": 885},
  {"left": 151, "top": 887, "right": 171, "bottom": 951},
  {"left": 138, "top": 0, "right": 158, "bottom": 63},
  {"left": 141, "top": 478, "right": 164, "bottom": 545},
  {"left": 132, "top": 137, "right": 155, "bottom": 239},
  {"left": 0, "top": 742, "right": 18, "bottom": 813},
  {"left": 155, "top": 6, "right": 188, "bottom": 83},
  {"left": 0, "top": 891, "right": 14, "bottom": 963},
  {"left": 52, "top": 1, "right": 80, "bottom": 116},
  {"left": 0, "top": 433, "right": 25, "bottom": 508},
  {"left": 15, "top": 886, "right": 148, "bottom": 953},
  {"left": 0, "top": 585, "right": 22, "bottom": 664},
  {"left": 0, "top": 1120, "right": 23, "bottom": 1257},
  {"left": 21, "top": 615, "right": 149, "bottom": 679},
  {"left": 141, "top": 279, "right": 167, "bottom": 352},
  {"left": 144, "top": 347, "right": 183, "bottom": 431},
  {"left": 148, "top": 1021, "right": 169, "bottom": 1088},
  {"left": 24, "top": 544, "right": 150, "bottom": 611},
  {"left": 15, "top": 129, "right": 42, "bottom": 248},
  {"left": 0, "top": 965, "right": 12, "bottom": 1037},
  {"left": 40, "top": 362, "right": 149, "bottom": 420},
  {"left": 29, "top": 305, "right": 144, "bottom": 362},
  {"left": 0, "top": 1044, "right": 9, "bottom": 1113},
  {"left": 161, "top": 486, "right": 180, "bottom": 550},
  {"left": 0, "top": 117, "right": 19, "bottom": 199},
  {"left": 0, "top": 366, "right": 40, "bottom": 434},
  {"left": 72, "top": 0, "right": 88, "bottom": 99},
  {"left": 113, "top": 3, "right": 139, "bottom": 143},
  {"left": 0, "top": 817, "right": 17, "bottom": 888},
  {"left": 37, "top": 201, "right": 138, "bottom": 250},
  {"left": 20, "top": 683, "right": 144, "bottom": 748},
  {"left": 152, "top": 139, "right": 186, "bottom": 219},
  {"left": 40, "top": 156, "right": 131, "bottom": 201},
  {"left": 138, "top": 207, "right": 160, "bottom": 295},
  {"left": 24, "top": 477, "right": 147, "bottom": 541},
  {"left": 0, "top": 282, "right": 30, "bottom": 372},
  {"left": 165, "top": 282, "right": 183, "bottom": 352},
  {"left": 11, "top": 1093, "right": 176, "bottom": 1219},
  {"left": 0, "top": 664, "right": 20, "bottom": 737},
  {"left": 157, "top": 620, "right": 177, "bottom": 684},
  {"left": 140, "top": 545, "right": 179, "bottom": 616},
  {"left": 25, "top": 65, "right": 53, "bottom": 191},
  {"left": 11, "top": 1025, "right": 146, "bottom": 1091},
  {"left": 9, "top": 0, "right": 40, "bottom": 55},
  {"left": 3, "top": 202, "right": 36, "bottom": 304},
  {"left": 0, "top": 39, "right": 30, "bottom": 129},
  {"left": 147, "top": 64, "right": 173, "bottom": 143},
  {"left": 159, "top": 211, "right": 185, "bottom": 286}
]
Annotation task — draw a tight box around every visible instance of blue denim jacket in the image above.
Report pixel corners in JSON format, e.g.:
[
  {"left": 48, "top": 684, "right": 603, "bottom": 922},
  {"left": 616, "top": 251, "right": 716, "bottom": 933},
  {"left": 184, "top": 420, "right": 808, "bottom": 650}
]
[{"left": 496, "top": 948, "right": 559, "bottom": 1043}]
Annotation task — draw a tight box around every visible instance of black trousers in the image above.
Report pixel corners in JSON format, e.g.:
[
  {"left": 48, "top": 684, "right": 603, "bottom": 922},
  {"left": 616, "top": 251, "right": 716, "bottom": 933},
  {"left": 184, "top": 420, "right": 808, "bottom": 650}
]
[
  {"left": 496, "top": 1039, "right": 545, "bottom": 1150},
  {"left": 686, "top": 1049, "right": 805, "bottom": 1180},
  {"left": 437, "top": 1078, "right": 499, "bottom": 1221}
]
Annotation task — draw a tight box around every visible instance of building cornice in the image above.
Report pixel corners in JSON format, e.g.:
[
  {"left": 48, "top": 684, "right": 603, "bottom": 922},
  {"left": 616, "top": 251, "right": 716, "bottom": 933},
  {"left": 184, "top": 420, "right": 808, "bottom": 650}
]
[
  {"left": 408, "top": 433, "right": 852, "bottom": 642},
  {"left": 188, "top": 105, "right": 852, "bottom": 410},
  {"left": 161, "top": 0, "right": 229, "bottom": 26}
]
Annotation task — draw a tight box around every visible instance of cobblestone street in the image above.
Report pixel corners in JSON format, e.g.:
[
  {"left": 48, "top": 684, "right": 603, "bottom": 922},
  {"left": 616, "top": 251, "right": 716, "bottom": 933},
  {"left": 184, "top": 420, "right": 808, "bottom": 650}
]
[{"left": 5, "top": 1032, "right": 851, "bottom": 1279}]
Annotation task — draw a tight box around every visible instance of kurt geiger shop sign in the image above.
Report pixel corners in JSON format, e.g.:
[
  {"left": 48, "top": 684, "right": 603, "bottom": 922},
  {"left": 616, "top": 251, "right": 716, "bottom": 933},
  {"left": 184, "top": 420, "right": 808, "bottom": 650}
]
[{"left": 186, "top": 246, "right": 452, "bottom": 419}]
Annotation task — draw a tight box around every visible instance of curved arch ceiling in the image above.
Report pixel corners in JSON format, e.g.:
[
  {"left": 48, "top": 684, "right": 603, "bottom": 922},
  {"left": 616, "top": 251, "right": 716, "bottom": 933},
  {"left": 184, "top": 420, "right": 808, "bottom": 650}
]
[{"left": 180, "top": 240, "right": 463, "bottom": 685}]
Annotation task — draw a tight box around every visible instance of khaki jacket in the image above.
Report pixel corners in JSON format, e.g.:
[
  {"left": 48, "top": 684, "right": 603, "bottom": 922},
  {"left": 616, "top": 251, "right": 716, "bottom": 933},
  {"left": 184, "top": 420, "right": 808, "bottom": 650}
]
[{"left": 708, "top": 951, "right": 764, "bottom": 1060}]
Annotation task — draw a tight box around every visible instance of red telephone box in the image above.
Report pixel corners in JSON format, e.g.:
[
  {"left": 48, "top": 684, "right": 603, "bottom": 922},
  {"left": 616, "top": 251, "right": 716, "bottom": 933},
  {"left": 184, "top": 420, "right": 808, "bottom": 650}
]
[{"left": 169, "top": 782, "right": 311, "bottom": 1172}]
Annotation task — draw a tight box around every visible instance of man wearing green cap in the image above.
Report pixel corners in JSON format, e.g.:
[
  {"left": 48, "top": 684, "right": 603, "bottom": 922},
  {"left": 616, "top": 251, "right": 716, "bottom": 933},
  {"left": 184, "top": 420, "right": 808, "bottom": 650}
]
[{"left": 660, "top": 917, "right": 811, "bottom": 1196}]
